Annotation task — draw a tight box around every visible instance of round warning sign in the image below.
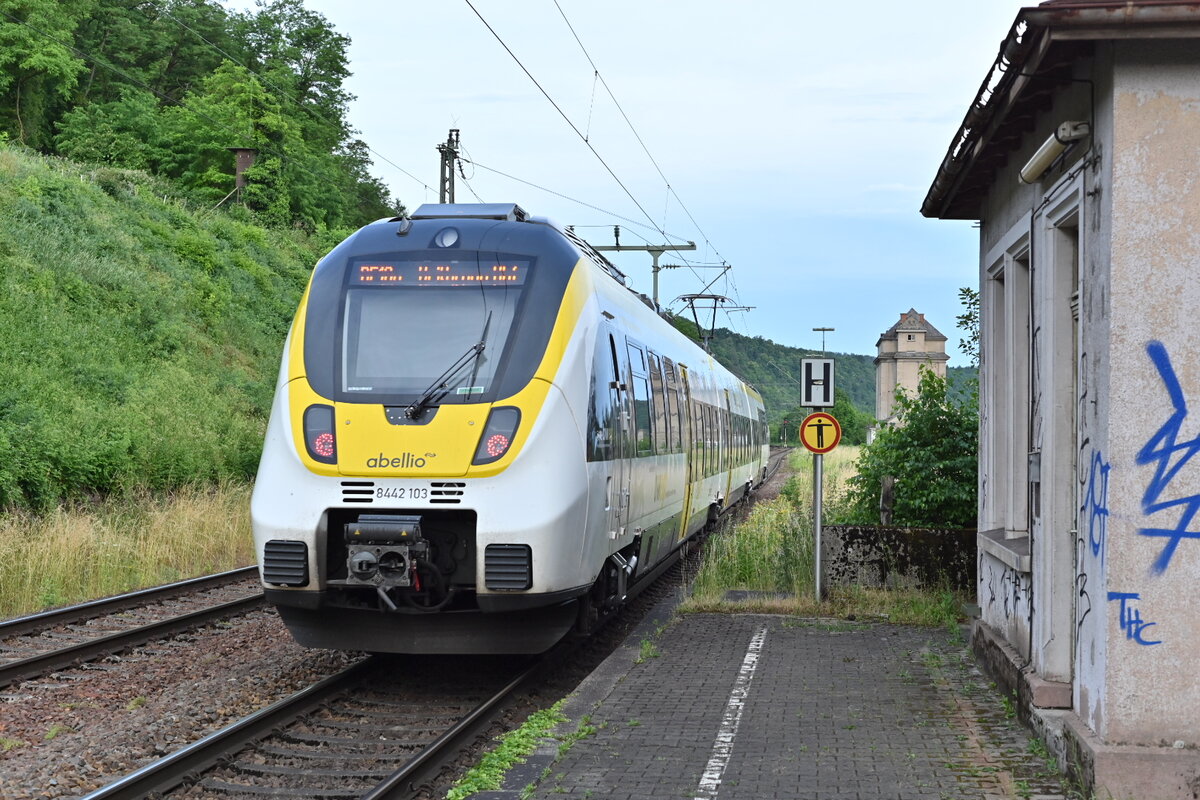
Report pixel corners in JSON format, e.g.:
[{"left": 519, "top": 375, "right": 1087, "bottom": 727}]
[{"left": 799, "top": 412, "right": 842, "bottom": 454}]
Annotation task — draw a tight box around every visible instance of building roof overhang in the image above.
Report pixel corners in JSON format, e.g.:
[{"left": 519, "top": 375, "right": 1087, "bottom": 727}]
[{"left": 921, "top": 1, "right": 1200, "bottom": 221}]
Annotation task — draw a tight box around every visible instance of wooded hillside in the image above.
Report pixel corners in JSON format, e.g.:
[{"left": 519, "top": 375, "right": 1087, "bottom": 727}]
[
  {"left": 0, "top": 0, "right": 397, "bottom": 230},
  {"left": 0, "top": 145, "right": 326, "bottom": 510}
]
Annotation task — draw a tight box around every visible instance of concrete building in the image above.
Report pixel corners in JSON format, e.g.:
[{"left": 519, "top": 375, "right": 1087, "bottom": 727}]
[
  {"left": 873, "top": 308, "right": 950, "bottom": 424},
  {"left": 922, "top": 2, "right": 1200, "bottom": 797}
]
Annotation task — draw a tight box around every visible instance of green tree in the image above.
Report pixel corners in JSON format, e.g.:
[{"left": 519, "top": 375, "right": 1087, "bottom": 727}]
[
  {"left": 0, "top": 0, "right": 91, "bottom": 147},
  {"left": 829, "top": 388, "right": 870, "bottom": 446},
  {"left": 956, "top": 286, "right": 980, "bottom": 367},
  {"left": 839, "top": 367, "right": 977, "bottom": 528},
  {"left": 158, "top": 61, "right": 292, "bottom": 210},
  {"left": 55, "top": 85, "right": 163, "bottom": 168}
]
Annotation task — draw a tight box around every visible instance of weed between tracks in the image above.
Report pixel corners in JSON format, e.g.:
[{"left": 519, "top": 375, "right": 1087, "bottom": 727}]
[
  {"left": 446, "top": 701, "right": 567, "bottom": 800},
  {"left": 0, "top": 482, "right": 254, "bottom": 618}
]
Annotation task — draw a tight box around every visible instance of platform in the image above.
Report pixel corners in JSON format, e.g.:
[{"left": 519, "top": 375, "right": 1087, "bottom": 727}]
[{"left": 476, "top": 598, "right": 1070, "bottom": 800}]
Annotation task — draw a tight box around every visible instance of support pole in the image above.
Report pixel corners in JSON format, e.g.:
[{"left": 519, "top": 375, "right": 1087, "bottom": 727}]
[
  {"left": 437, "top": 129, "right": 460, "bottom": 204},
  {"left": 814, "top": 452, "right": 824, "bottom": 603},
  {"left": 594, "top": 236, "right": 696, "bottom": 308}
]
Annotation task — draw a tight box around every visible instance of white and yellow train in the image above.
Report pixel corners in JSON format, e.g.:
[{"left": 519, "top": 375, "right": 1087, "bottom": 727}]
[{"left": 251, "top": 204, "right": 768, "bottom": 653}]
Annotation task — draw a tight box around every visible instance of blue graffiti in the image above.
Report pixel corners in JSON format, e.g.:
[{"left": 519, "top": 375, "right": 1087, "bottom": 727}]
[
  {"left": 1085, "top": 451, "right": 1111, "bottom": 563},
  {"left": 1136, "top": 341, "right": 1200, "bottom": 574},
  {"left": 1107, "top": 592, "right": 1162, "bottom": 645}
]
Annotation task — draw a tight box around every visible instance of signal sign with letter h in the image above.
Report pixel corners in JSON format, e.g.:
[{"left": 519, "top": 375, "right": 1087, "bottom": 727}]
[{"left": 801, "top": 358, "right": 835, "bottom": 407}]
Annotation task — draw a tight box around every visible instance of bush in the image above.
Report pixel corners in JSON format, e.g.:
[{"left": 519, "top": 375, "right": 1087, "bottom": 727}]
[
  {"left": 838, "top": 368, "right": 977, "bottom": 528},
  {"left": 0, "top": 146, "right": 325, "bottom": 509}
]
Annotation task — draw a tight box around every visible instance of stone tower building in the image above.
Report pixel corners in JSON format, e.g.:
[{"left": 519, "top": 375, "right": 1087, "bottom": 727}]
[{"left": 873, "top": 309, "right": 949, "bottom": 423}]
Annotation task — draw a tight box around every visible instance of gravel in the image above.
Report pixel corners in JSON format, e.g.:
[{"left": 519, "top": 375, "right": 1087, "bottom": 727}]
[{"left": 0, "top": 609, "right": 361, "bottom": 799}]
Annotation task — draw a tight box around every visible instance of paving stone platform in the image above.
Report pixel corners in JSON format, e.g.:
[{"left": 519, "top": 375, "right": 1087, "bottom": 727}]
[{"left": 481, "top": 602, "right": 1072, "bottom": 800}]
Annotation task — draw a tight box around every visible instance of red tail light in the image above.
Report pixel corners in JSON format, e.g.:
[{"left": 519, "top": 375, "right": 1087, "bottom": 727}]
[
  {"left": 484, "top": 433, "right": 510, "bottom": 458},
  {"left": 473, "top": 407, "right": 520, "bottom": 465},
  {"left": 303, "top": 405, "right": 337, "bottom": 464}
]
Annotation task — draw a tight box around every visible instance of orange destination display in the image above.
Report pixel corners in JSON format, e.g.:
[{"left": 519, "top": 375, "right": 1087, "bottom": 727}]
[{"left": 349, "top": 258, "right": 530, "bottom": 286}]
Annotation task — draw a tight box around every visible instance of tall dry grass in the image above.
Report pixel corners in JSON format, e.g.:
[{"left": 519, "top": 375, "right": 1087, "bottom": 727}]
[
  {"left": 0, "top": 482, "right": 255, "bottom": 618},
  {"left": 683, "top": 446, "right": 964, "bottom": 626}
]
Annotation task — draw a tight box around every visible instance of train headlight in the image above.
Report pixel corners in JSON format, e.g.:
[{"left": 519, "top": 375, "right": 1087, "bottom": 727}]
[
  {"left": 303, "top": 404, "right": 337, "bottom": 464},
  {"left": 472, "top": 406, "right": 521, "bottom": 465}
]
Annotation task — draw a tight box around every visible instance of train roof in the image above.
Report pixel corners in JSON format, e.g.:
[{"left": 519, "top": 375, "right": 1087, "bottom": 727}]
[{"left": 406, "top": 203, "right": 628, "bottom": 287}]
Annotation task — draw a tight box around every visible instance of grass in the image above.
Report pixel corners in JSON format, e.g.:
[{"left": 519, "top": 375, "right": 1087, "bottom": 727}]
[
  {"left": 681, "top": 447, "right": 968, "bottom": 627},
  {"left": 0, "top": 481, "right": 254, "bottom": 617},
  {"left": 635, "top": 638, "right": 660, "bottom": 663},
  {"left": 0, "top": 144, "right": 325, "bottom": 511},
  {"left": 447, "top": 701, "right": 567, "bottom": 800}
]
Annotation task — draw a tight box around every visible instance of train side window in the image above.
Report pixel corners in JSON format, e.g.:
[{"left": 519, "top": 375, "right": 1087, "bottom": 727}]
[
  {"left": 586, "top": 332, "right": 618, "bottom": 462},
  {"left": 705, "top": 404, "right": 714, "bottom": 476},
  {"left": 648, "top": 352, "right": 668, "bottom": 454},
  {"left": 663, "top": 358, "right": 681, "bottom": 453},
  {"left": 631, "top": 376, "right": 653, "bottom": 456},
  {"left": 626, "top": 341, "right": 653, "bottom": 457},
  {"left": 626, "top": 341, "right": 647, "bottom": 375}
]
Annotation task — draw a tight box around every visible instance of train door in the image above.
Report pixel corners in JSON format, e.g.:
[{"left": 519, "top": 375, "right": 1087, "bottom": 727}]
[
  {"left": 678, "top": 365, "right": 695, "bottom": 540},
  {"left": 723, "top": 389, "right": 734, "bottom": 504},
  {"left": 603, "top": 326, "right": 631, "bottom": 539}
]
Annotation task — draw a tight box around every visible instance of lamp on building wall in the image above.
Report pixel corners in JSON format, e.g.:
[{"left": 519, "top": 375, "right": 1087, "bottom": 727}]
[{"left": 1018, "top": 121, "right": 1090, "bottom": 184}]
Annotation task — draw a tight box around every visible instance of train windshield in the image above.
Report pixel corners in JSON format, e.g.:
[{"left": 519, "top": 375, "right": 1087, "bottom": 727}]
[{"left": 340, "top": 253, "right": 532, "bottom": 403}]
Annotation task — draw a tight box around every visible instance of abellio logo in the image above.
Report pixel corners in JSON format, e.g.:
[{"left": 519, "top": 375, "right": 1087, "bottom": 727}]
[{"left": 367, "top": 452, "right": 429, "bottom": 469}]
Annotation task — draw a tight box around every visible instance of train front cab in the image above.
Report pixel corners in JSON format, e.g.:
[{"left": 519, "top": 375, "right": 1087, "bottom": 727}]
[{"left": 253, "top": 208, "right": 600, "bottom": 654}]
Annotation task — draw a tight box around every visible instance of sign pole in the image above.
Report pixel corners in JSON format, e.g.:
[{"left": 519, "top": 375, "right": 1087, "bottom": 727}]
[
  {"left": 814, "top": 452, "right": 823, "bottom": 603},
  {"left": 799, "top": 411, "right": 840, "bottom": 604}
]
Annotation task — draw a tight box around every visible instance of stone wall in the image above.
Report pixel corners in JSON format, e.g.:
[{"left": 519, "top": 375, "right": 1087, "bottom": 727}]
[{"left": 822, "top": 525, "right": 976, "bottom": 593}]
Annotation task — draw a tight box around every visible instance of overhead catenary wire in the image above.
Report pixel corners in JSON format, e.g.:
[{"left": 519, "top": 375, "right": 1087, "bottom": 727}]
[
  {"left": 462, "top": 158, "right": 696, "bottom": 242},
  {"left": 156, "top": 0, "right": 741, "bottom": 316},
  {"left": 463, "top": 0, "right": 696, "bottom": 268},
  {"left": 550, "top": 0, "right": 730, "bottom": 272},
  {"left": 46, "top": 0, "right": 747, "bottom": 327},
  {"left": 547, "top": 0, "right": 746, "bottom": 329}
]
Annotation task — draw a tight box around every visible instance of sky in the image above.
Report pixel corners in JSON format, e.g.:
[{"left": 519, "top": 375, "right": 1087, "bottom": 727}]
[{"left": 229, "top": 0, "right": 1032, "bottom": 365}]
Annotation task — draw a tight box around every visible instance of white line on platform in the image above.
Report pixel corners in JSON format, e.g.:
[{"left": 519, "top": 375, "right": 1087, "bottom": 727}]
[{"left": 693, "top": 624, "right": 768, "bottom": 800}]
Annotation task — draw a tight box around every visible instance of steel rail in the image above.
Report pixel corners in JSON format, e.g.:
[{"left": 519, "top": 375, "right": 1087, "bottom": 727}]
[
  {"left": 764, "top": 446, "right": 792, "bottom": 483},
  {"left": 0, "top": 565, "right": 259, "bottom": 638},
  {"left": 360, "top": 659, "right": 542, "bottom": 799},
  {"left": 78, "top": 658, "right": 379, "bottom": 800},
  {"left": 0, "top": 593, "right": 266, "bottom": 688},
  {"left": 80, "top": 656, "right": 541, "bottom": 800}
]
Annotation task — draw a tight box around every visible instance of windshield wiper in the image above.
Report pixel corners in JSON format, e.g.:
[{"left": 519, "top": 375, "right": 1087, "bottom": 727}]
[{"left": 405, "top": 339, "right": 487, "bottom": 420}]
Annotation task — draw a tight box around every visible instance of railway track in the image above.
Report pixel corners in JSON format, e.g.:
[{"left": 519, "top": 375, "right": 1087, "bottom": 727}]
[
  {"left": 0, "top": 566, "right": 264, "bottom": 688},
  {"left": 12, "top": 456, "right": 794, "bottom": 798},
  {"left": 765, "top": 445, "right": 792, "bottom": 483},
  {"left": 81, "top": 653, "right": 539, "bottom": 800}
]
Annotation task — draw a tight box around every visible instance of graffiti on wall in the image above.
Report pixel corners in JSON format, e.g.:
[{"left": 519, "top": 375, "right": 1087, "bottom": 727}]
[
  {"left": 1107, "top": 592, "right": 1162, "bottom": 646},
  {"left": 983, "top": 559, "right": 1031, "bottom": 625},
  {"left": 1137, "top": 341, "right": 1200, "bottom": 575},
  {"left": 1075, "top": 438, "right": 1108, "bottom": 638},
  {"left": 1085, "top": 450, "right": 1111, "bottom": 563}
]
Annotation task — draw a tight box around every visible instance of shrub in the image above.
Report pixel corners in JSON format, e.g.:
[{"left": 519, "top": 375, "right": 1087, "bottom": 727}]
[{"left": 838, "top": 368, "right": 977, "bottom": 528}]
